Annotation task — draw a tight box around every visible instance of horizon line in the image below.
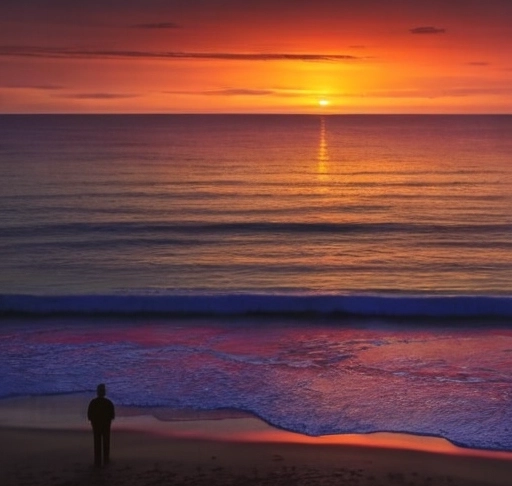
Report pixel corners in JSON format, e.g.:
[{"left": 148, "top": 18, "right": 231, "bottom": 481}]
[{"left": 1, "top": 112, "right": 511, "bottom": 116}]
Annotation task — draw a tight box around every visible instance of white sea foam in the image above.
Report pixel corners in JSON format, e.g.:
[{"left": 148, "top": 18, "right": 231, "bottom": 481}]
[{"left": 1, "top": 317, "right": 511, "bottom": 451}]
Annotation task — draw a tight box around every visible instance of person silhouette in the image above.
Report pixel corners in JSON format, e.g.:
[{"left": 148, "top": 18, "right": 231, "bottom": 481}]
[{"left": 87, "top": 383, "right": 115, "bottom": 467}]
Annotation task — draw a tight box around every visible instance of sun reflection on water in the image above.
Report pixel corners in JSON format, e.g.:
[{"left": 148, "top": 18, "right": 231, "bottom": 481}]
[{"left": 317, "top": 117, "right": 330, "bottom": 181}]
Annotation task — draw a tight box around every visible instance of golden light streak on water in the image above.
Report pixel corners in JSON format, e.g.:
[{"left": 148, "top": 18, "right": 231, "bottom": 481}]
[{"left": 317, "top": 117, "right": 330, "bottom": 182}]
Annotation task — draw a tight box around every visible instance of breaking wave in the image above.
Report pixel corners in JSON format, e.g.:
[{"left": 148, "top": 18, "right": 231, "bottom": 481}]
[{"left": 1, "top": 293, "right": 511, "bottom": 318}]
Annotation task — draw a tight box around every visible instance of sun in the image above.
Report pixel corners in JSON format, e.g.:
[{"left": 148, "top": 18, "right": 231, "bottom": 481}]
[{"left": 318, "top": 99, "right": 330, "bottom": 107}]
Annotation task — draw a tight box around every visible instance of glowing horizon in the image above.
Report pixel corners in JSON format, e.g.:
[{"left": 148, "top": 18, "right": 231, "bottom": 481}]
[{"left": 1, "top": 1, "right": 512, "bottom": 114}]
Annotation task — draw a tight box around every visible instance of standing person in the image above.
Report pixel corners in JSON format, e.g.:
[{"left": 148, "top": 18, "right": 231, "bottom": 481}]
[{"left": 87, "top": 383, "right": 115, "bottom": 467}]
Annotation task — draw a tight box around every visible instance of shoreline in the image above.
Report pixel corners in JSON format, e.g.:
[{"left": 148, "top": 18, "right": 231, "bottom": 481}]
[
  {"left": 1, "top": 394, "right": 512, "bottom": 458},
  {"left": 1, "top": 395, "right": 511, "bottom": 485}
]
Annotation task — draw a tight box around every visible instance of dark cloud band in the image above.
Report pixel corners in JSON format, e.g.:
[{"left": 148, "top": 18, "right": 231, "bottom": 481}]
[
  {"left": 163, "top": 88, "right": 307, "bottom": 97},
  {"left": 130, "top": 22, "right": 181, "bottom": 29},
  {"left": 54, "top": 93, "right": 139, "bottom": 99},
  {"left": 1, "top": 84, "right": 65, "bottom": 90},
  {"left": 0, "top": 45, "right": 360, "bottom": 62},
  {"left": 203, "top": 89, "right": 275, "bottom": 96},
  {"left": 410, "top": 26, "right": 446, "bottom": 34}
]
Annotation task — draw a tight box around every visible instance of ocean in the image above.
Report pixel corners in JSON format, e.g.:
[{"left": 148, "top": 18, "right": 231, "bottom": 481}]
[{"left": 1, "top": 114, "right": 511, "bottom": 451}]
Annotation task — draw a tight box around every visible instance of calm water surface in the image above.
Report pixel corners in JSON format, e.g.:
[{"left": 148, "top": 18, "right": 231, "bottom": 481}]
[{"left": 1, "top": 115, "right": 511, "bottom": 295}]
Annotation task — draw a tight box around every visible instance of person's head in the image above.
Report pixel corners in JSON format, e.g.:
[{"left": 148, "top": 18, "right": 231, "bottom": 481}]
[{"left": 97, "top": 383, "right": 106, "bottom": 397}]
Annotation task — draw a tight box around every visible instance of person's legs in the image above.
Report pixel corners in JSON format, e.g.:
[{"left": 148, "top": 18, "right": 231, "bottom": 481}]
[
  {"left": 102, "top": 425, "right": 111, "bottom": 465},
  {"left": 92, "top": 427, "right": 102, "bottom": 467}
]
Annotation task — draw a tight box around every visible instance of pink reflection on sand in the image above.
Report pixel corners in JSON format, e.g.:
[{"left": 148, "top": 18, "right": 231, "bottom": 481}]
[{"left": 117, "top": 412, "right": 512, "bottom": 461}]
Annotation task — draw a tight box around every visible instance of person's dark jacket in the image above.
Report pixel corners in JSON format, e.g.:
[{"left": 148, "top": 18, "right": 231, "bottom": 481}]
[{"left": 87, "top": 397, "right": 115, "bottom": 426}]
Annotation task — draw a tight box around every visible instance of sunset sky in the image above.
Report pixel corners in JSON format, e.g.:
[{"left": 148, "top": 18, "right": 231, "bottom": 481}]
[{"left": 1, "top": 0, "right": 512, "bottom": 114}]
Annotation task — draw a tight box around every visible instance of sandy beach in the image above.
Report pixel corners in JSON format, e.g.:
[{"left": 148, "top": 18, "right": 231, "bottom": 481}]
[{"left": 0, "top": 395, "right": 511, "bottom": 486}]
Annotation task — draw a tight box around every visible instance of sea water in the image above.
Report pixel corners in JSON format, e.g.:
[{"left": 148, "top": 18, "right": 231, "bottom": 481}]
[{"left": 0, "top": 115, "right": 511, "bottom": 451}]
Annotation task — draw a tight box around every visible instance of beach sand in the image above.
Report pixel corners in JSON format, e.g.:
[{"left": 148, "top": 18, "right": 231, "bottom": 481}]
[{"left": 0, "top": 395, "right": 511, "bottom": 486}]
